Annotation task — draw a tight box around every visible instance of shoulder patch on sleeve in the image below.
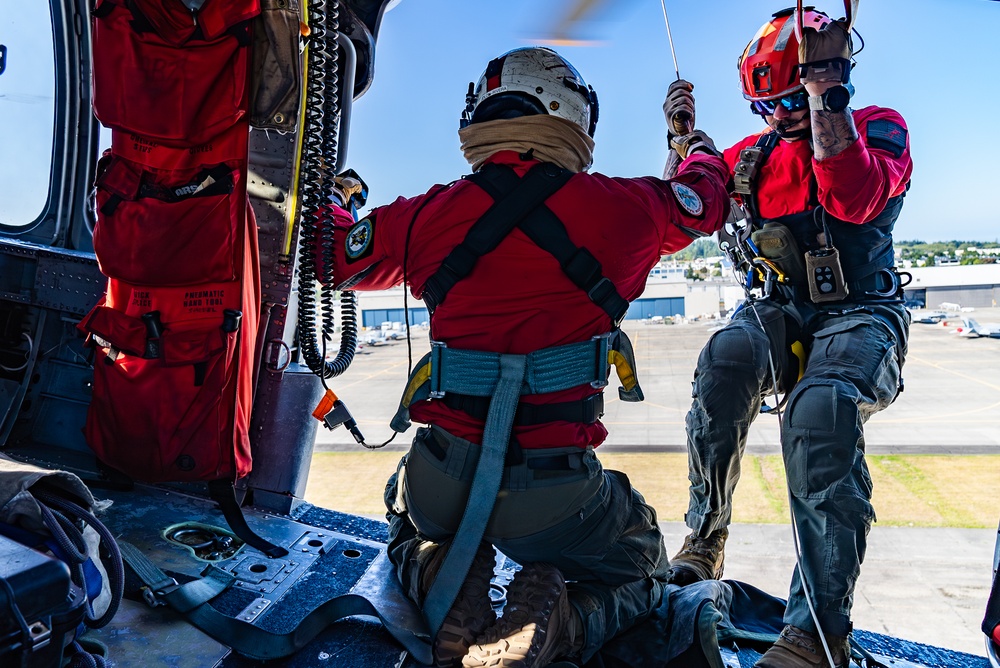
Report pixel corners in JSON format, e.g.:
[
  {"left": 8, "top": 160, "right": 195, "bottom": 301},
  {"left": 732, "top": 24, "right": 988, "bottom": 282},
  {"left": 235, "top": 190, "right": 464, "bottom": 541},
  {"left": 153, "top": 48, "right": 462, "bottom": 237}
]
[
  {"left": 345, "top": 216, "right": 375, "bottom": 263},
  {"left": 670, "top": 182, "right": 704, "bottom": 217},
  {"left": 866, "top": 119, "right": 907, "bottom": 159}
]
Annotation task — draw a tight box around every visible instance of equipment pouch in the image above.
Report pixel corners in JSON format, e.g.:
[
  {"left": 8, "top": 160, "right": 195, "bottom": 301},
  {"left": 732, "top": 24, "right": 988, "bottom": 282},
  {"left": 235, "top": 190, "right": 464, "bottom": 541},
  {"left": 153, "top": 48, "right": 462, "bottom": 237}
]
[
  {"left": 82, "top": 297, "right": 246, "bottom": 483},
  {"left": 805, "top": 247, "right": 850, "bottom": 303},
  {"left": 250, "top": 0, "right": 302, "bottom": 132},
  {"left": 750, "top": 222, "right": 807, "bottom": 284},
  {"left": 92, "top": 0, "right": 256, "bottom": 147},
  {"left": 92, "top": 154, "right": 242, "bottom": 286}
]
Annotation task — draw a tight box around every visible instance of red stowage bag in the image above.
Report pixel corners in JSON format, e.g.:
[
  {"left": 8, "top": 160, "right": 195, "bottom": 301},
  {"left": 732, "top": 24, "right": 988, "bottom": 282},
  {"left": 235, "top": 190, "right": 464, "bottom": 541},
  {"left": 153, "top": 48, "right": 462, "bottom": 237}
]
[
  {"left": 91, "top": 154, "right": 242, "bottom": 286},
  {"left": 91, "top": 0, "right": 258, "bottom": 147},
  {"left": 79, "top": 280, "right": 251, "bottom": 482}
]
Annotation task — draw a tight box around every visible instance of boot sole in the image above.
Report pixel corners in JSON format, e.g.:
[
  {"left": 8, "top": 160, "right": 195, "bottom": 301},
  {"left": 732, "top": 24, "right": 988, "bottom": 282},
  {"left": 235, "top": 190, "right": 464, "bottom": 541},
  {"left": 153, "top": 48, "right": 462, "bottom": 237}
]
[
  {"left": 462, "top": 563, "right": 569, "bottom": 668},
  {"left": 434, "top": 546, "right": 498, "bottom": 666}
]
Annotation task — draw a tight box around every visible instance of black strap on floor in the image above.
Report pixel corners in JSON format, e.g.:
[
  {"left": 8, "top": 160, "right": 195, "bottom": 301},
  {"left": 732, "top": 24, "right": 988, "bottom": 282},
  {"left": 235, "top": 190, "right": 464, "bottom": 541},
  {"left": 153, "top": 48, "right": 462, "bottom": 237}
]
[
  {"left": 469, "top": 164, "right": 630, "bottom": 325},
  {"left": 119, "top": 541, "right": 433, "bottom": 664},
  {"left": 207, "top": 480, "right": 288, "bottom": 558},
  {"left": 421, "top": 162, "right": 573, "bottom": 312}
]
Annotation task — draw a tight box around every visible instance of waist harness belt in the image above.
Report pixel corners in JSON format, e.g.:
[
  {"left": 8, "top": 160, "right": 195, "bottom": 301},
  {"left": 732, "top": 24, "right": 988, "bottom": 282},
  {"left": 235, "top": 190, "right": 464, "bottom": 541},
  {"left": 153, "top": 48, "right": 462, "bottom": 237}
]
[{"left": 394, "top": 161, "right": 643, "bottom": 641}]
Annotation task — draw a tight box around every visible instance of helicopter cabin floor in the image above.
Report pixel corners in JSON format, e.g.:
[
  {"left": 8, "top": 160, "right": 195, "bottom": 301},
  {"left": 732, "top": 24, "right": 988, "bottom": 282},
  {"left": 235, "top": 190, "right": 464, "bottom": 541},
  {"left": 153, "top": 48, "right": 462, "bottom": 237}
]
[{"left": 3, "top": 443, "right": 993, "bottom": 667}]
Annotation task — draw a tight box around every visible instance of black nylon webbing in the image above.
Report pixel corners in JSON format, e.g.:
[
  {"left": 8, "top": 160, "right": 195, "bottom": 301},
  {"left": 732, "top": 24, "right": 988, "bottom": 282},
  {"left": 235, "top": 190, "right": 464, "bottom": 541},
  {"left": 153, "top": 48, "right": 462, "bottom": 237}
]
[
  {"left": 207, "top": 480, "right": 288, "bottom": 559},
  {"left": 745, "top": 132, "right": 780, "bottom": 222},
  {"left": 465, "top": 163, "right": 630, "bottom": 324},
  {"left": 119, "top": 540, "right": 433, "bottom": 663},
  {"left": 421, "top": 162, "right": 573, "bottom": 311}
]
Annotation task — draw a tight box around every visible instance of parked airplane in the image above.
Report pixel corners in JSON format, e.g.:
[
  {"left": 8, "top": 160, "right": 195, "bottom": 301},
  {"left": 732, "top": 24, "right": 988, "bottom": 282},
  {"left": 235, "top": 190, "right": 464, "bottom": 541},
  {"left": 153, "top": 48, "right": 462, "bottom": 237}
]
[{"left": 952, "top": 317, "right": 1000, "bottom": 339}]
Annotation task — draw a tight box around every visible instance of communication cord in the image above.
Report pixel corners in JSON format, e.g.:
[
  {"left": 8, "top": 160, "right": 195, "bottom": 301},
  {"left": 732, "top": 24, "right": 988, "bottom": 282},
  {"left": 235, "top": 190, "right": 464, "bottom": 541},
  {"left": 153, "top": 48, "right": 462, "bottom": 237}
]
[
  {"left": 297, "top": 0, "right": 360, "bottom": 384},
  {"left": 739, "top": 282, "right": 838, "bottom": 668}
]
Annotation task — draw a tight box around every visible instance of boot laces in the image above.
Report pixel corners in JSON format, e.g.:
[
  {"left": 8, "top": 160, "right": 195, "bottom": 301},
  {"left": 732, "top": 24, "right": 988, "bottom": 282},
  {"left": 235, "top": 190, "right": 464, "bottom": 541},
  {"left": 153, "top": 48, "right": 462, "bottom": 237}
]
[{"left": 679, "top": 530, "right": 725, "bottom": 559}]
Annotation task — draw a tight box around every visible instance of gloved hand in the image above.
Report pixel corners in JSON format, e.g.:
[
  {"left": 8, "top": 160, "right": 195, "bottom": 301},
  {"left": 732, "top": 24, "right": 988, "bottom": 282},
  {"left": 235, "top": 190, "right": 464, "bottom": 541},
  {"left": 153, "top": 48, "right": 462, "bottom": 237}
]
[
  {"left": 332, "top": 169, "right": 368, "bottom": 210},
  {"left": 670, "top": 130, "right": 720, "bottom": 160},
  {"left": 798, "top": 20, "right": 852, "bottom": 85},
  {"left": 663, "top": 79, "right": 695, "bottom": 138}
]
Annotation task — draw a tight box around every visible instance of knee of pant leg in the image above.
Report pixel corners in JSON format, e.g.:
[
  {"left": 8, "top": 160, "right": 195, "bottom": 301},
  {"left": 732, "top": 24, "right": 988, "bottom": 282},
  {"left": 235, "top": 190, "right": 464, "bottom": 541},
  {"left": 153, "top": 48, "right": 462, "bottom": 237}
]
[
  {"left": 692, "top": 325, "right": 768, "bottom": 417},
  {"left": 698, "top": 324, "right": 769, "bottom": 370},
  {"left": 782, "top": 380, "right": 862, "bottom": 496}
]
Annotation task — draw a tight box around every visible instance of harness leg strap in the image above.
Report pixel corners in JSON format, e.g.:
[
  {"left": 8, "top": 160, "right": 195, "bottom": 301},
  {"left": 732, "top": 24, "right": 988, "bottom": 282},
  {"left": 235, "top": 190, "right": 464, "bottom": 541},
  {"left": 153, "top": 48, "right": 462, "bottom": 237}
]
[{"left": 421, "top": 353, "right": 527, "bottom": 637}]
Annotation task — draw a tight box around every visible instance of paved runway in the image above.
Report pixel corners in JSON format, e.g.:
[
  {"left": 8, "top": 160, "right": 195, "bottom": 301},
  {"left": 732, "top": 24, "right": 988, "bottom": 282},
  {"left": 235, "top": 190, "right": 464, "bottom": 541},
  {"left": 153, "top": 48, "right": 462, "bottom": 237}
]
[{"left": 316, "top": 307, "right": 1000, "bottom": 454}]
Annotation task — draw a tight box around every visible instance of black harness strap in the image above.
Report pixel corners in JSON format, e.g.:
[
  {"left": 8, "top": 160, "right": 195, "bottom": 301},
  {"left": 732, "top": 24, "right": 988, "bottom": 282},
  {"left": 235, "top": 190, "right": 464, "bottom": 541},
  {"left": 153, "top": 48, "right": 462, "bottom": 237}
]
[
  {"left": 207, "top": 480, "right": 288, "bottom": 559},
  {"left": 421, "top": 162, "right": 573, "bottom": 312},
  {"left": 442, "top": 391, "right": 604, "bottom": 426},
  {"left": 462, "top": 163, "right": 630, "bottom": 324}
]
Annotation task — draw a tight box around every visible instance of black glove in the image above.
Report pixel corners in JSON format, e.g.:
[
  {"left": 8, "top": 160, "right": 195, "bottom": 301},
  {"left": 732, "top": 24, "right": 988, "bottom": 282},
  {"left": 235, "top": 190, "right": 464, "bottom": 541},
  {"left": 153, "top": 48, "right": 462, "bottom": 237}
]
[
  {"left": 670, "top": 131, "right": 720, "bottom": 160},
  {"left": 332, "top": 169, "right": 368, "bottom": 210},
  {"left": 663, "top": 79, "right": 695, "bottom": 138}
]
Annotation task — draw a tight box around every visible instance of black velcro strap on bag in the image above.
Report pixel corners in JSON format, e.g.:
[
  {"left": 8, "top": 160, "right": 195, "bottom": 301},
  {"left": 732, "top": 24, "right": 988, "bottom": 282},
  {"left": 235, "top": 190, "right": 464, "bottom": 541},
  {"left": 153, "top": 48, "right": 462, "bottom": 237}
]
[
  {"left": 470, "top": 165, "right": 630, "bottom": 324},
  {"left": 441, "top": 392, "right": 604, "bottom": 426},
  {"left": 422, "top": 162, "right": 573, "bottom": 311}
]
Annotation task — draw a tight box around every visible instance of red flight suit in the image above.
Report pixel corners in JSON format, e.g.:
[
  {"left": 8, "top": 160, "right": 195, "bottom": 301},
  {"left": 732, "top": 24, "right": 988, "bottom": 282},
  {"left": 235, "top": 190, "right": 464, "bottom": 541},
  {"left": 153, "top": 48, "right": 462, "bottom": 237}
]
[{"left": 324, "top": 150, "right": 730, "bottom": 450}]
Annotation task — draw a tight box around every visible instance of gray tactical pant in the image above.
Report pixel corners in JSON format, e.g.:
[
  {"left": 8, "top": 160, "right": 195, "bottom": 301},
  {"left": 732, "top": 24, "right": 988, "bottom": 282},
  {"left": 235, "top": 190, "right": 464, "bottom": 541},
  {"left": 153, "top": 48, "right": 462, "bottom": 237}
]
[
  {"left": 384, "top": 425, "right": 670, "bottom": 662},
  {"left": 684, "top": 299, "right": 908, "bottom": 637}
]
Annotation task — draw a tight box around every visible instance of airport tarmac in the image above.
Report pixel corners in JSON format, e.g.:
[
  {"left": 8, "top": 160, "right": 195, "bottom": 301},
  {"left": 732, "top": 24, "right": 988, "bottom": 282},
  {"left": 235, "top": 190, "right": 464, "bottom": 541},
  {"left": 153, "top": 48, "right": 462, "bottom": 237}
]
[
  {"left": 316, "top": 306, "right": 1000, "bottom": 454},
  {"left": 312, "top": 307, "right": 1000, "bottom": 656}
]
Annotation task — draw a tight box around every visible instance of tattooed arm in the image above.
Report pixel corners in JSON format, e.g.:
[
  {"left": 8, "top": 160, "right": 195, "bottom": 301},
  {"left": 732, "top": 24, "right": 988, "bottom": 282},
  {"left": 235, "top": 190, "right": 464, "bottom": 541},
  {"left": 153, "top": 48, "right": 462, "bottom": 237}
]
[
  {"left": 806, "top": 81, "right": 860, "bottom": 161},
  {"left": 811, "top": 108, "right": 859, "bottom": 161}
]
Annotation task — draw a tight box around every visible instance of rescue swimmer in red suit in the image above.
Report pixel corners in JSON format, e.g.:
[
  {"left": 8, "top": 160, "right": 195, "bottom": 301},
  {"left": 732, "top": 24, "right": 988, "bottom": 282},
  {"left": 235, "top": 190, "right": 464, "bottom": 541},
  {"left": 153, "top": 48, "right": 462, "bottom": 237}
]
[
  {"left": 321, "top": 47, "right": 729, "bottom": 668},
  {"left": 661, "top": 8, "right": 913, "bottom": 668}
]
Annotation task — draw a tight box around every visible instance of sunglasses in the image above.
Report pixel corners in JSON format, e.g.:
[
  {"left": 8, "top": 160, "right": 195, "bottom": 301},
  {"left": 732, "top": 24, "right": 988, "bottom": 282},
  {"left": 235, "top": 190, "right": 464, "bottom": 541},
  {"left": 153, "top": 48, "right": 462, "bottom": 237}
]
[{"left": 751, "top": 90, "right": 809, "bottom": 116}]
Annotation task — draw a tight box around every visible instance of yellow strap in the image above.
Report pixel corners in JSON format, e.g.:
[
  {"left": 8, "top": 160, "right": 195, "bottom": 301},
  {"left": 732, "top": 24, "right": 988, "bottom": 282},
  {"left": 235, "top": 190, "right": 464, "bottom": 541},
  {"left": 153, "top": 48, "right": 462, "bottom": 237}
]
[
  {"left": 609, "top": 350, "right": 637, "bottom": 392},
  {"left": 791, "top": 340, "right": 807, "bottom": 381},
  {"left": 401, "top": 360, "right": 432, "bottom": 408}
]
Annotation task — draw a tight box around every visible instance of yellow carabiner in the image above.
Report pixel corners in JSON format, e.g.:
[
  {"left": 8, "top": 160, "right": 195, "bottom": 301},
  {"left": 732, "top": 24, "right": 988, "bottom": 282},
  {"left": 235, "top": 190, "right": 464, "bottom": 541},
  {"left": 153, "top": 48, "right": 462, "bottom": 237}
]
[{"left": 752, "top": 256, "right": 789, "bottom": 284}]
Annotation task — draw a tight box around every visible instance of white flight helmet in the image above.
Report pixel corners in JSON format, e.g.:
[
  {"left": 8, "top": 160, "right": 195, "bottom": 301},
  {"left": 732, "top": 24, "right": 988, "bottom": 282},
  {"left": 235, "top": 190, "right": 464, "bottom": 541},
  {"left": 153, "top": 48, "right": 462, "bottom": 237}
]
[{"left": 460, "top": 46, "right": 599, "bottom": 137}]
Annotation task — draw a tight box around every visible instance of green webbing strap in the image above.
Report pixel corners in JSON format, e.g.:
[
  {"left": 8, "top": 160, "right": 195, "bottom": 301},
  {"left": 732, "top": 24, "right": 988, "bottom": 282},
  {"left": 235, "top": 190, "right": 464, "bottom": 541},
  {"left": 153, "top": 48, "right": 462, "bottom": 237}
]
[
  {"left": 119, "top": 541, "right": 434, "bottom": 664},
  {"left": 391, "top": 331, "right": 648, "bottom": 433},
  {"left": 422, "top": 353, "right": 527, "bottom": 637}
]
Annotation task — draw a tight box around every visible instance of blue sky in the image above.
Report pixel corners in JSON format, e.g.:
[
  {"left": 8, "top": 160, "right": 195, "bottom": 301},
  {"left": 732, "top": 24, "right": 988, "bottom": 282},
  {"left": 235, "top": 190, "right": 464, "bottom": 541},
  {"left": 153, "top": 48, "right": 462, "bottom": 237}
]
[
  {"left": 2, "top": 1, "right": 997, "bottom": 241},
  {"left": 347, "top": 0, "right": 1000, "bottom": 243}
]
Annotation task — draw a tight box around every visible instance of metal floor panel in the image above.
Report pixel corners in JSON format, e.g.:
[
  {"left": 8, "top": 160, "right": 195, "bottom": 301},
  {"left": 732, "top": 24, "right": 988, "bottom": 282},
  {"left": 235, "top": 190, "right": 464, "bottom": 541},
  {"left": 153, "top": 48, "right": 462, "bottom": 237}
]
[{"left": 85, "top": 484, "right": 416, "bottom": 667}]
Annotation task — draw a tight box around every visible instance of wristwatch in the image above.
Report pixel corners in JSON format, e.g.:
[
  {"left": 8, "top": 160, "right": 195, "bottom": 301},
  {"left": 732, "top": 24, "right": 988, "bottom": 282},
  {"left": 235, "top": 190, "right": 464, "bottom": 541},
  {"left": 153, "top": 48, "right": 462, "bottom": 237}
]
[{"left": 808, "top": 85, "right": 851, "bottom": 113}]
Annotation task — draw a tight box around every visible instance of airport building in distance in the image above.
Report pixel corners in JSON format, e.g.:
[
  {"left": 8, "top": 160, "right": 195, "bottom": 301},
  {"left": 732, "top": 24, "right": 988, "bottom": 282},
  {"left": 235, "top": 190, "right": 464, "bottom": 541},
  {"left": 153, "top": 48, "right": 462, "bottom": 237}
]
[{"left": 353, "top": 263, "right": 1000, "bottom": 328}]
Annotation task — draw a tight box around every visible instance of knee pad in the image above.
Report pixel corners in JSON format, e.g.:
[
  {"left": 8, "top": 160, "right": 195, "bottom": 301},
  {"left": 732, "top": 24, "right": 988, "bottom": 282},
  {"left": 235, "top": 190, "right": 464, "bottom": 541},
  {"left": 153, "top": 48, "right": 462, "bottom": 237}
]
[
  {"left": 699, "top": 324, "right": 769, "bottom": 369},
  {"left": 782, "top": 380, "right": 862, "bottom": 495},
  {"left": 692, "top": 325, "right": 769, "bottom": 418}
]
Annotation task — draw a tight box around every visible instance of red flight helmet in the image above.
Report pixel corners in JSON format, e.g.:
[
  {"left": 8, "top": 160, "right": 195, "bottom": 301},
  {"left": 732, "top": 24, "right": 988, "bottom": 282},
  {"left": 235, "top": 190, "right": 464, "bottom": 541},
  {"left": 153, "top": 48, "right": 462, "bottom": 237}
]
[{"left": 738, "top": 7, "right": 834, "bottom": 102}]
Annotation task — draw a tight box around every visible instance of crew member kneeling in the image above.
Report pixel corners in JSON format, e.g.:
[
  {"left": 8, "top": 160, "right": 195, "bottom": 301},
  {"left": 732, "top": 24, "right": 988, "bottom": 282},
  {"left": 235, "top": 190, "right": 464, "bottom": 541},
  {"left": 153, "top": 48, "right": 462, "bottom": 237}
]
[{"left": 321, "top": 47, "right": 729, "bottom": 668}]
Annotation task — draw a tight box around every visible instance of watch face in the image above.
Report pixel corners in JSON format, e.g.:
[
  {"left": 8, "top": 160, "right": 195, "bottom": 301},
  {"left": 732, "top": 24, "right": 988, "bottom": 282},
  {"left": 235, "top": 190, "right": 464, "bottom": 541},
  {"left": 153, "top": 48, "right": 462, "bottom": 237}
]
[{"left": 825, "top": 85, "right": 850, "bottom": 112}]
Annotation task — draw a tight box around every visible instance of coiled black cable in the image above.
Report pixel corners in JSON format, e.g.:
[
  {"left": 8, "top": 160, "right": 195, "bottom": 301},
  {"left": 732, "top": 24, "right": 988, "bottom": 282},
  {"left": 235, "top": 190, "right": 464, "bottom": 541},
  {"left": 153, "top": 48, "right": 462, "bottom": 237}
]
[
  {"left": 296, "top": 0, "right": 358, "bottom": 382},
  {"left": 296, "top": 0, "right": 329, "bottom": 378}
]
